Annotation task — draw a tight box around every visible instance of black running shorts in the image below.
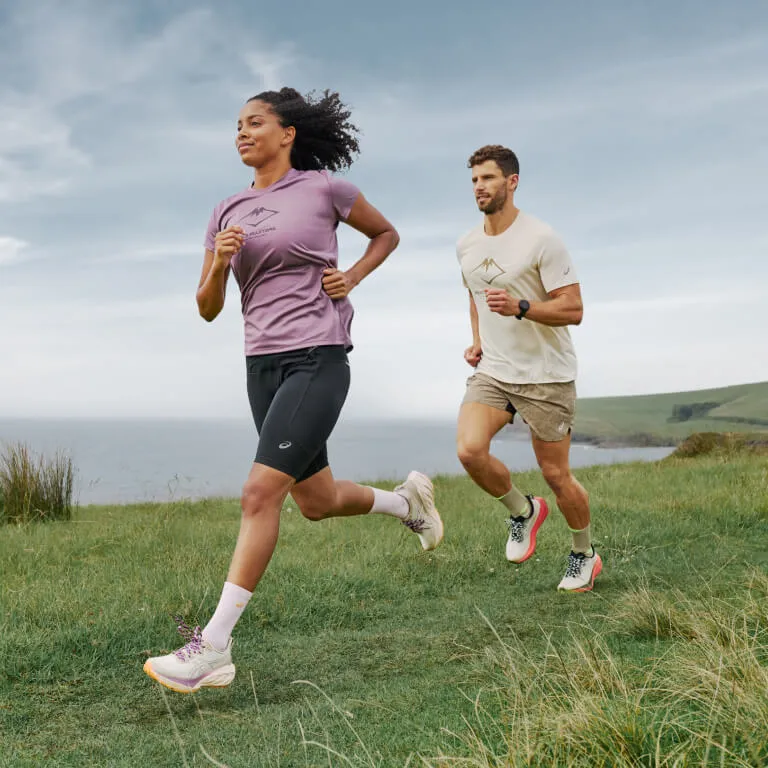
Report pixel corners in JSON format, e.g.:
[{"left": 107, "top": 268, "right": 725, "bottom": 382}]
[{"left": 246, "top": 345, "right": 350, "bottom": 482}]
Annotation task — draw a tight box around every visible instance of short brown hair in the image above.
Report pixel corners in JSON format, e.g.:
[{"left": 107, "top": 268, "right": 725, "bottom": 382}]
[{"left": 467, "top": 145, "right": 519, "bottom": 177}]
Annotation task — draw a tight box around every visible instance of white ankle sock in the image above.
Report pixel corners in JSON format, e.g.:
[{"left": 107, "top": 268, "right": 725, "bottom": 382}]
[
  {"left": 202, "top": 582, "right": 253, "bottom": 651},
  {"left": 366, "top": 487, "right": 409, "bottom": 520},
  {"left": 497, "top": 486, "right": 530, "bottom": 518},
  {"left": 570, "top": 524, "right": 593, "bottom": 555}
]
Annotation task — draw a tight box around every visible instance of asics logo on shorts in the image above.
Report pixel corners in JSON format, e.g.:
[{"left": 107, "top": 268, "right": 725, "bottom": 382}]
[{"left": 278, "top": 441, "right": 292, "bottom": 450}]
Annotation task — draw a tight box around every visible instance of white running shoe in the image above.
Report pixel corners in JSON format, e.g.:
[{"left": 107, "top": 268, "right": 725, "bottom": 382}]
[
  {"left": 557, "top": 549, "right": 603, "bottom": 592},
  {"left": 395, "top": 471, "right": 444, "bottom": 551},
  {"left": 143, "top": 617, "right": 236, "bottom": 694},
  {"left": 505, "top": 496, "right": 549, "bottom": 563}
]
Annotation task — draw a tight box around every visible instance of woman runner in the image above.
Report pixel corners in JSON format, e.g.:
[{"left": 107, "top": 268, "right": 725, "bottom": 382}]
[{"left": 143, "top": 87, "right": 443, "bottom": 693}]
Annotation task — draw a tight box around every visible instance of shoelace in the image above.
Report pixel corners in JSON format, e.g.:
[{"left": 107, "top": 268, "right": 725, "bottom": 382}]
[
  {"left": 172, "top": 614, "right": 204, "bottom": 660},
  {"left": 398, "top": 490, "right": 429, "bottom": 534},
  {"left": 564, "top": 551, "right": 588, "bottom": 579},
  {"left": 506, "top": 516, "right": 526, "bottom": 543},
  {"left": 403, "top": 517, "right": 427, "bottom": 533}
]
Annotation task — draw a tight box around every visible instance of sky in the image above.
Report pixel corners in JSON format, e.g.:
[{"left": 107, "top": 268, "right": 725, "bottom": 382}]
[{"left": 1, "top": 0, "right": 767, "bottom": 421}]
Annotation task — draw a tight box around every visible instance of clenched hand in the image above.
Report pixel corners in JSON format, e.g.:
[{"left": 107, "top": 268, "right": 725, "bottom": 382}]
[
  {"left": 214, "top": 226, "right": 245, "bottom": 267},
  {"left": 464, "top": 343, "right": 483, "bottom": 367},
  {"left": 322, "top": 268, "right": 358, "bottom": 300},
  {"left": 485, "top": 288, "right": 522, "bottom": 317}
]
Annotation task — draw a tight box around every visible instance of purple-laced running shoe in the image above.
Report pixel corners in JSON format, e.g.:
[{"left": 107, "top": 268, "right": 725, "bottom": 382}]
[
  {"left": 143, "top": 615, "right": 235, "bottom": 694},
  {"left": 395, "top": 471, "right": 444, "bottom": 551}
]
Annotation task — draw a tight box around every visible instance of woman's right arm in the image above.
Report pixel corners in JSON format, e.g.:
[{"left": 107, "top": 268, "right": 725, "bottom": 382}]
[{"left": 196, "top": 226, "right": 244, "bottom": 322}]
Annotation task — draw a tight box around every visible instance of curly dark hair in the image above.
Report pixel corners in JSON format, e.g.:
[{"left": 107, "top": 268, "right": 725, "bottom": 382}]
[
  {"left": 247, "top": 87, "right": 360, "bottom": 172},
  {"left": 467, "top": 145, "right": 519, "bottom": 177}
]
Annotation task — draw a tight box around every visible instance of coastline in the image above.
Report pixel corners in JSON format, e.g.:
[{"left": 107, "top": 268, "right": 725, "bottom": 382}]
[
  {"left": 570, "top": 431, "right": 678, "bottom": 449},
  {"left": 494, "top": 422, "right": 678, "bottom": 450}
]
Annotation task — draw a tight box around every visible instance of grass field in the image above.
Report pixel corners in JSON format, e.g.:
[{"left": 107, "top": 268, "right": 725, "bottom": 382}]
[
  {"left": 574, "top": 380, "right": 768, "bottom": 444},
  {"left": 1, "top": 451, "right": 767, "bottom": 766}
]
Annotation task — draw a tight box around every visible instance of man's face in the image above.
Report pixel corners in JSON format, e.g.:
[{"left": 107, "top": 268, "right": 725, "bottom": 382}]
[{"left": 471, "top": 160, "right": 517, "bottom": 214}]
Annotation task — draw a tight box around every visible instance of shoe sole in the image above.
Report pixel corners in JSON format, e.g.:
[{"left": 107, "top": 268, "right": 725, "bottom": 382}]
[
  {"left": 559, "top": 554, "right": 603, "bottom": 593},
  {"left": 420, "top": 507, "right": 444, "bottom": 551},
  {"left": 506, "top": 497, "right": 549, "bottom": 563},
  {"left": 143, "top": 659, "right": 236, "bottom": 694}
]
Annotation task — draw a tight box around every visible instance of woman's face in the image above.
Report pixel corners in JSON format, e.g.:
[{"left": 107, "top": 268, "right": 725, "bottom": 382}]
[{"left": 235, "top": 100, "right": 294, "bottom": 168}]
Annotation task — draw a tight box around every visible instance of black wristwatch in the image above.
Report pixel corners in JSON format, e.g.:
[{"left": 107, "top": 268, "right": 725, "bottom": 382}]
[{"left": 516, "top": 300, "right": 530, "bottom": 320}]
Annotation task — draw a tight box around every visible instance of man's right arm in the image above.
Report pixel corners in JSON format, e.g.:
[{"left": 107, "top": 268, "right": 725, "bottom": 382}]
[
  {"left": 469, "top": 290, "right": 480, "bottom": 346},
  {"left": 464, "top": 289, "right": 483, "bottom": 367}
]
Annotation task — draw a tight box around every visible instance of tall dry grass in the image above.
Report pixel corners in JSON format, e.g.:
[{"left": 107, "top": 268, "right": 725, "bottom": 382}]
[
  {"left": 0, "top": 441, "right": 75, "bottom": 524},
  {"left": 421, "top": 576, "right": 768, "bottom": 767}
]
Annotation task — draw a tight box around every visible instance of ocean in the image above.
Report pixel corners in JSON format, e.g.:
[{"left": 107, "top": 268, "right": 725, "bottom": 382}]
[{"left": 0, "top": 418, "right": 674, "bottom": 506}]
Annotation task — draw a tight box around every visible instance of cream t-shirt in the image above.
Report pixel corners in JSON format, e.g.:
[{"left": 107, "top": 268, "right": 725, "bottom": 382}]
[{"left": 457, "top": 211, "right": 579, "bottom": 384}]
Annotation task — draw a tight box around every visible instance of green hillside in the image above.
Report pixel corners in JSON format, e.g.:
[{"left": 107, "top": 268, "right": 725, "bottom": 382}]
[
  {"left": 574, "top": 380, "right": 768, "bottom": 446},
  {"left": 2, "top": 453, "right": 768, "bottom": 766}
]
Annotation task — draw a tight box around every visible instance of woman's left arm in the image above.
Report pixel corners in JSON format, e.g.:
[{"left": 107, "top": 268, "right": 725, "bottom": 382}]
[{"left": 322, "top": 193, "right": 400, "bottom": 300}]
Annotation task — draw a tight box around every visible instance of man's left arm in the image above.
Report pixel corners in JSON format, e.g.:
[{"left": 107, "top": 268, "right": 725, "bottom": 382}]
[
  {"left": 526, "top": 283, "right": 583, "bottom": 326},
  {"left": 485, "top": 284, "right": 583, "bottom": 326},
  {"left": 485, "top": 231, "right": 583, "bottom": 326}
]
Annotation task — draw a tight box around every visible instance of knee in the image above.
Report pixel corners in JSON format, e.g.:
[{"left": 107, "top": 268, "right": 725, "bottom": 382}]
[
  {"left": 457, "top": 439, "right": 488, "bottom": 471},
  {"left": 540, "top": 462, "right": 569, "bottom": 494},
  {"left": 241, "top": 480, "right": 283, "bottom": 518}
]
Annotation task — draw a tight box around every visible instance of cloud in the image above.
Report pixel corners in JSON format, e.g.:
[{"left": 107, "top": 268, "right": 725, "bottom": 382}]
[
  {"left": 0, "top": 3, "right": 301, "bottom": 205},
  {"left": 351, "top": 38, "right": 764, "bottom": 161},
  {"left": 0, "top": 100, "right": 91, "bottom": 202},
  {"left": 244, "top": 44, "right": 300, "bottom": 92},
  {"left": 0, "top": 237, "right": 30, "bottom": 265},
  {"left": 589, "top": 289, "right": 768, "bottom": 314},
  {"left": 91, "top": 243, "right": 204, "bottom": 265}
]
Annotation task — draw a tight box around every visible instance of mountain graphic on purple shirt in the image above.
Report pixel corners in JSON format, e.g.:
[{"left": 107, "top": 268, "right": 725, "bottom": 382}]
[{"left": 204, "top": 169, "right": 361, "bottom": 356}]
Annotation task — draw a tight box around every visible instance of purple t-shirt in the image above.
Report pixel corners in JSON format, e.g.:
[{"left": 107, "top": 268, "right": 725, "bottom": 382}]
[{"left": 204, "top": 168, "right": 360, "bottom": 356}]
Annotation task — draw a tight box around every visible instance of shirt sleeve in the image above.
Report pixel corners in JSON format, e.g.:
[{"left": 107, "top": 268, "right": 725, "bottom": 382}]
[
  {"left": 327, "top": 174, "right": 361, "bottom": 220},
  {"left": 203, "top": 207, "right": 218, "bottom": 252},
  {"left": 538, "top": 231, "right": 578, "bottom": 293}
]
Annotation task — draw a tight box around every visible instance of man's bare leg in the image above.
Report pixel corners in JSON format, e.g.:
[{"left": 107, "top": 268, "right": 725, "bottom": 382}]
[{"left": 531, "top": 432, "right": 601, "bottom": 591}]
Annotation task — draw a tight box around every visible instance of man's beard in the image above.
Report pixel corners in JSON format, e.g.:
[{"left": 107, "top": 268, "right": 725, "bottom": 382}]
[{"left": 480, "top": 187, "right": 507, "bottom": 215}]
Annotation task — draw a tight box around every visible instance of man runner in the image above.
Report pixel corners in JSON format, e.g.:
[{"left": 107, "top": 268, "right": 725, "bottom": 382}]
[{"left": 455, "top": 144, "right": 601, "bottom": 592}]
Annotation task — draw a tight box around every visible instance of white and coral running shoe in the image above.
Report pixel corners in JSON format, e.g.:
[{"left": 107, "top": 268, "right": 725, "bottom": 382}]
[
  {"left": 505, "top": 496, "right": 549, "bottom": 563},
  {"left": 395, "top": 471, "right": 444, "bottom": 551},
  {"left": 143, "top": 617, "right": 236, "bottom": 694},
  {"left": 557, "top": 549, "right": 603, "bottom": 592}
]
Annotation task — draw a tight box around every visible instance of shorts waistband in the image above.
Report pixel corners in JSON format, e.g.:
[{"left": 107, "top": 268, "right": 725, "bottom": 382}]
[{"left": 245, "top": 344, "right": 346, "bottom": 364}]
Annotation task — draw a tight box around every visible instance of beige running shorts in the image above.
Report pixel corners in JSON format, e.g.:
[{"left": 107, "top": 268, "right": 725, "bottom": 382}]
[{"left": 462, "top": 372, "right": 576, "bottom": 442}]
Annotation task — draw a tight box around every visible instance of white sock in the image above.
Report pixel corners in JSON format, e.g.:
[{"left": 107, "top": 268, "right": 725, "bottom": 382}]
[
  {"left": 366, "top": 487, "right": 409, "bottom": 520},
  {"left": 570, "top": 524, "right": 593, "bottom": 555},
  {"left": 497, "top": 486, "right": 530, "bottom": 518},
  {"left": 202, "top": 582, "right": 253, "bottom": 651}
]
